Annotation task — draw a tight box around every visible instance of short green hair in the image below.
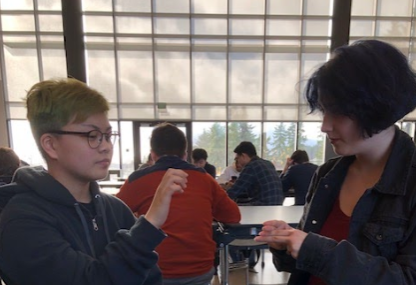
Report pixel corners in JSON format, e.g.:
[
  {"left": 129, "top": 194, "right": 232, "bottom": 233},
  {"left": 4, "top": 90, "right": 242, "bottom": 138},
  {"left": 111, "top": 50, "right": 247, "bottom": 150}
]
[{"left": 26, "top": 78, "right": 109, "bottom": 157}]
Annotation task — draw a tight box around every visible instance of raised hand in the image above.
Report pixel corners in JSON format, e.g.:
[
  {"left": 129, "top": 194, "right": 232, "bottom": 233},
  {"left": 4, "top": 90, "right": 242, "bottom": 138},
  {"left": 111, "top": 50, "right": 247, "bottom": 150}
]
[{"left": 145, "top": 168, "right": 188, "bottom": 229}]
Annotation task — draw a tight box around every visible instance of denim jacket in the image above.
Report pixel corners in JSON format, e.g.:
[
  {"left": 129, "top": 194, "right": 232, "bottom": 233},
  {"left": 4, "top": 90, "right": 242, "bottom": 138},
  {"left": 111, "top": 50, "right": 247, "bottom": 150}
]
[{"left": 272, "top": 127, "right": 416, "bottom": 285}]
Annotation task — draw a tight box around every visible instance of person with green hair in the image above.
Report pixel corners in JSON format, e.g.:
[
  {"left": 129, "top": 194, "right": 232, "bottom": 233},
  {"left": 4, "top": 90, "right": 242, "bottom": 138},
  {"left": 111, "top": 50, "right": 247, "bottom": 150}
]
[{"left": 0, "top": 78, "right": 188, "bottom": 285}]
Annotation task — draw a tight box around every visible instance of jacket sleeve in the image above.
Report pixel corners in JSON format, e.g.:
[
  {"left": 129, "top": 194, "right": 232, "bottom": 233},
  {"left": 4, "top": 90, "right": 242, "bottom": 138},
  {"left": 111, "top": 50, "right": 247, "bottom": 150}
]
[
  {"left": 208, "top": 164, "right": 217, "bottom": 178},
  {"left": 271, "top": 165, "right": 323, "bottom": 273},
  {"left": 280, "top": 167, "right": 294, "bottom": 193},
  {"left": 297, "top": 229, "right": 416, "bottom": 285},
  {"left": 211, "top": 180, "right": 241, "bottom": 223},
  {"left": 227, "top": 166, "right": 255, "bottom": 200},
  {"left": 0, "top": 206, "right": 165, "bottom": 285},
  {"left": 270, "top": 247, "right": 296, "bottom": 272},
  {"left": 277, "top": 155, "right": 416, "bottom": 285}
]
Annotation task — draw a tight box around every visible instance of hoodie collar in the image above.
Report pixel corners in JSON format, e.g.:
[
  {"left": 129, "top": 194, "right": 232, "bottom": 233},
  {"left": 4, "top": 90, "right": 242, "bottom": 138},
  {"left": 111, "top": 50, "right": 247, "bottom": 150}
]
[{"left": 9, "top": 166, "right": 102, "bottom": 207}]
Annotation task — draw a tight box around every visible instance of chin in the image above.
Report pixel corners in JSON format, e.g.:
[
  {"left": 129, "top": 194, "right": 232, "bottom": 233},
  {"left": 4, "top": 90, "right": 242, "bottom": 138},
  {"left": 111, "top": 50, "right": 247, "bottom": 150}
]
[
  {"left": 91, "top": 170, "right": 109, "bottom": 181},
  {"left": 332, "top": 146, "right": 354, "bottom": 157}
]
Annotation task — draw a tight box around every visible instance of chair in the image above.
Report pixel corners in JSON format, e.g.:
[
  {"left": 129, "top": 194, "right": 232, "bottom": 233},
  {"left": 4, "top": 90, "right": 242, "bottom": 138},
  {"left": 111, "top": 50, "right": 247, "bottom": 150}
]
[{"left": 228, "top": 239, "right": 268, "bottom": 285}]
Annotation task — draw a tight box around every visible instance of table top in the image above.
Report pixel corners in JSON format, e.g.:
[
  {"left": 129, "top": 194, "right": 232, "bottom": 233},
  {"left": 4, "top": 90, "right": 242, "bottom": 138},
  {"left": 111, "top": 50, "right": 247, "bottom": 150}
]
[
  {"left": 233, "top": 205, "right": 304, "bottom": 227},
  {"left": 214, "top": 206, "right": 304, "bottom": 244}
]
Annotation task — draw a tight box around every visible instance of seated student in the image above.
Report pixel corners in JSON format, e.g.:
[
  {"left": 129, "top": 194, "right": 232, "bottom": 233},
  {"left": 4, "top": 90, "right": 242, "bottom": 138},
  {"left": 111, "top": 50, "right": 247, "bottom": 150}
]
[
  {"left": 280, "top": 150, "right": 318, "bottom": 205},
  {"left": 217, "top": 161, "right": 242, "bottom": 185},
  {"left": 137, "top": 153, "right": 154, "bottom": 170},
  {"left": 191, "top": 148, "right": 216, "bottom": 178},
  {"left": 0, "top": 78, "right": 188, "bottom": 285},
  {"left": 227, "top": 141, "right": 284, "bottom": 205},
  {"left": 0, "top": 147, "right": 20, "bottom": 185},
  {"left": 117, "top": 123, "right": 241, "bottom": 285}
]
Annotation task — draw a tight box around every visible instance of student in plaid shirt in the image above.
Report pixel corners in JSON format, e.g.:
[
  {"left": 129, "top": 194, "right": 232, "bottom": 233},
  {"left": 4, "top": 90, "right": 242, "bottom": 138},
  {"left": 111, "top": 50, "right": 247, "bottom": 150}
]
[{"left": 227, "top": 141, "right": 283, "bottom": 205}]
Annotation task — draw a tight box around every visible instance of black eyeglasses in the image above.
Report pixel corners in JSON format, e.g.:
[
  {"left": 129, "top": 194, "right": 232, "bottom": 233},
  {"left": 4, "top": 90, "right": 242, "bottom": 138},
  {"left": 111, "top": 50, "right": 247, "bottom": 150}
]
[{"left": 49, "top": 130, "right": 119, "bottom": 149}]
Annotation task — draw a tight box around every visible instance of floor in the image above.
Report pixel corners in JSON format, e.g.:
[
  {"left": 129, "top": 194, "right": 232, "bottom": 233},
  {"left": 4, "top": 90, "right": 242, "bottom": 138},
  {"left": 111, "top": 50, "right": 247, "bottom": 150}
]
[{"left": 211, "top": 250, "right": 290, "bottom": 285}]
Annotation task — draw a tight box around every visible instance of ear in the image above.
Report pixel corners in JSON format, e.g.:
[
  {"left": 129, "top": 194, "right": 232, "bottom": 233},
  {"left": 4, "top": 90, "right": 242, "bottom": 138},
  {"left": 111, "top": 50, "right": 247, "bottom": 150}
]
[
  {"left": 150, "top": 150, "right": 158, "bottom": 162},
  {"left": 182, "top": 151, "right": 188, "bottom": 161},
  {"left": 40, "top": 133, "right": 59, "bottom": 160}
]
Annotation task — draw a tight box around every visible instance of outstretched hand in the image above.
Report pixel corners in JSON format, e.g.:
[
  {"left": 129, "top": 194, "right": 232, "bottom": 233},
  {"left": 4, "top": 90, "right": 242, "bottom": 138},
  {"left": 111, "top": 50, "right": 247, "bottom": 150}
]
[
  {"left": 254, "top": 220, "right": 307, "bottom": 259},
  {"left": 145, "top": 168, "right": 188, "bottom": 229}
]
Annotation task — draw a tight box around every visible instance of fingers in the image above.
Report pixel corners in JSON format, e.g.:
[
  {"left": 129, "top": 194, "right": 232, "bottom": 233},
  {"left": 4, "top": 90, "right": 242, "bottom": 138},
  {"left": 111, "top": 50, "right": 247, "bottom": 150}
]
[
  {"left": 262, "top": 220, "right": 292, "bottom": 229},
  {"left": 164, "top": 168, "right": 188, "bottom": 190},
  {"left": 254, "top": 232, "right": 290, "bottom": 251},
  {"left": 255, "top": 229, "right": 307, "bottom": 259},
  {"left": 145, "top": 169, "right": 188, "bottom": 229},
  {"left": 158, "top": 169, "right": 188, "bottom": 195},
  {"left": 255, "top": 228, "right": 293, "bottom": 245},
  {"left": 255, "top": 220, "right": 293, "bottom": 246},
  {"left": 258, "top": 228, "right": 292, "bottom": 236}
]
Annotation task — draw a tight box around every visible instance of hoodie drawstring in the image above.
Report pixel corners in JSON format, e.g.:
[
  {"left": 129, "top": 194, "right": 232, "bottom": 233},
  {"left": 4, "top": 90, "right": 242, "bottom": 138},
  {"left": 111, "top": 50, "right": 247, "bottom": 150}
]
[
  {"left": 94, "top": 194, "right": 111, "bottom": 244},
  {"left": 74, "top": 203, "right": 97, "bottom": 258}
]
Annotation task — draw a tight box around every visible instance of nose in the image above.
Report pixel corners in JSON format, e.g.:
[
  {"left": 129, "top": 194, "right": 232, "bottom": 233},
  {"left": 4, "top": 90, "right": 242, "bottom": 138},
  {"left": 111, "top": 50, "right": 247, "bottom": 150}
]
[
  {"left": 320, "top": 113, "right": 333, "bottom": 133},
  {"left": 98, "top": 135, "right": 113, "bottom": 152}
]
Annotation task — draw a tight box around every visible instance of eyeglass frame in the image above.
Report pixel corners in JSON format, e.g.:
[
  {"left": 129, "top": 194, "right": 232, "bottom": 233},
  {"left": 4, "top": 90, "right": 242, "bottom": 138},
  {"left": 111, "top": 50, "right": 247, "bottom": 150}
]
[{"left": 48, "top": 130, "right": 119, "bottom": 149}]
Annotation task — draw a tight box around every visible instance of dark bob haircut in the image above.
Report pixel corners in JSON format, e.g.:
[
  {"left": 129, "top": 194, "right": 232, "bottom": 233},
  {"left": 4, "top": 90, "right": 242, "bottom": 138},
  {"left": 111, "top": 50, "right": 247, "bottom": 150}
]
[
  {"left": 305, "top": 39, "right": 416, "bottom": 137},
  {"left": 234, "top": 141, "right": 257, "bottom": 157}
]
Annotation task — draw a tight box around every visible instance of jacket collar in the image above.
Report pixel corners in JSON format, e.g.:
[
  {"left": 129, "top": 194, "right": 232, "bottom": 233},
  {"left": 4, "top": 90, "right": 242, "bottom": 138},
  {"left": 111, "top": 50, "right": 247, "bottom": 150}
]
[{"left": 375, "top": 127, "right": 416, "bottom": 195}]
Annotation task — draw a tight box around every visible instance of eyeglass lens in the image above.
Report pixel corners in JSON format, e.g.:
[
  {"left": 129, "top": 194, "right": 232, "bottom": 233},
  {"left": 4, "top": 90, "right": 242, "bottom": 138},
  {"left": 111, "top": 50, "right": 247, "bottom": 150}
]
[{"left": 87, "top": 130, "right": 118, "bottom": 148}]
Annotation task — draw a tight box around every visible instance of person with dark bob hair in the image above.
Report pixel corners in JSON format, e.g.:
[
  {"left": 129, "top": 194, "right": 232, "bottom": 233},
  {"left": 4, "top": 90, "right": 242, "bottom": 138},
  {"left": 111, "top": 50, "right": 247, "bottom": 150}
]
[{"left": 255, "top": 39, "right": 416, "bottom": 285}]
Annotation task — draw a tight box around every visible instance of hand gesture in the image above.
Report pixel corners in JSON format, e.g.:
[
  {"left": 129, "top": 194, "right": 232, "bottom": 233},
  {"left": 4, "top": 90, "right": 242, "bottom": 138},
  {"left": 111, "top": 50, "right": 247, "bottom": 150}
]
[
  {"left": 282, "top": 158, "right": 293, "bottom": 174},
  {"left": 145, "top": 168, "right": 188, "bottom": 229},
  {"left": 224, "top": 181, "right": 234, "bottom": 190},
  {"left": 254, "top": 220, "right": 307, "bottom": 259}
]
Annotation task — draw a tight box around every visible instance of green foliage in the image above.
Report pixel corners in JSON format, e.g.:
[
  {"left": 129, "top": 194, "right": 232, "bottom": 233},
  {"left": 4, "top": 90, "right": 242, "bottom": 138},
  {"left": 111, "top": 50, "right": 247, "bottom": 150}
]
[
  {"left": 227, "top": 122, "right": 261, "bottom": 165},
  {"left": 298, "top": 123, "right": 325, "bottom": 166},
  {"left": 264, "top": 123, "right": 296, "bottom": 169},
  {"left": 194, "top": 123, "right": 226, "bottom": 174},
  {"left": 192, "top": 122, "right": 326, "bottom": 174}
]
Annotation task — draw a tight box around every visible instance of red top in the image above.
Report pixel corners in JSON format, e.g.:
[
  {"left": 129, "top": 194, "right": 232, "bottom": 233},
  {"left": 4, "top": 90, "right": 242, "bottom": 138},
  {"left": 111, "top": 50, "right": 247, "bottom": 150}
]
[
  {"left": 116, "top": 169, "right": 241, "bottom": 278},
  {"left": 308, "top": 198, "right": 350, "bottom": 285}
]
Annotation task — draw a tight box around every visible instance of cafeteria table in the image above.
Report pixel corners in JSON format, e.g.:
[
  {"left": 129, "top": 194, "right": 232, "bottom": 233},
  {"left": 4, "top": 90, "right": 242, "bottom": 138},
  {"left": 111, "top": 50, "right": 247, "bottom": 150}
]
[{"left": 215, "top": 205, "right": 304, "bottom": 285}]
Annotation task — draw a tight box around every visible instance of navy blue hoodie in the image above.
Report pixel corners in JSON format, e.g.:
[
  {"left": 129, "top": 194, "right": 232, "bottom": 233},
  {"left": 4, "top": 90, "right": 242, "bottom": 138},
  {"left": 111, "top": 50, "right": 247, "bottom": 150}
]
[{"left": 0, "top": 167, "right": 165, "bottom": 285}]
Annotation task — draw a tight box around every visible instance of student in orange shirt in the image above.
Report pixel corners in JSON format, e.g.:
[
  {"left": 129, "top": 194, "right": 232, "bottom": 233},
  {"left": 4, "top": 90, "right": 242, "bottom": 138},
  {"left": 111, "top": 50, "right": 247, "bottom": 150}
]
[{"left": 117, "top": 123, "right": 241, "bottom": 285}]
